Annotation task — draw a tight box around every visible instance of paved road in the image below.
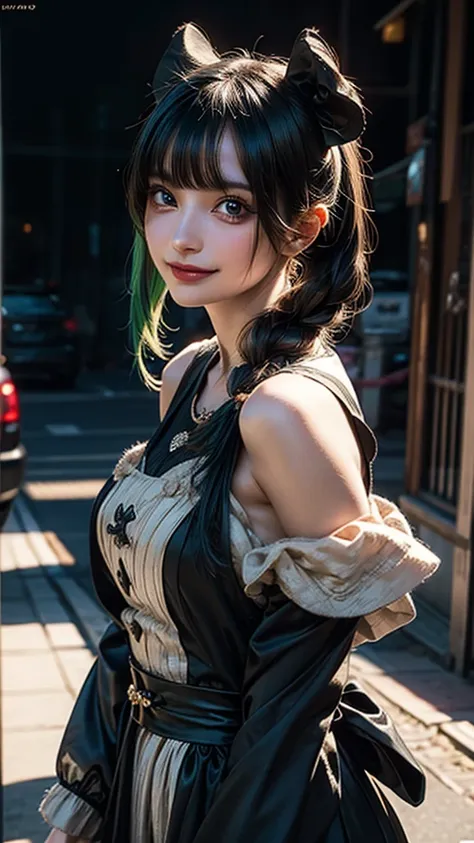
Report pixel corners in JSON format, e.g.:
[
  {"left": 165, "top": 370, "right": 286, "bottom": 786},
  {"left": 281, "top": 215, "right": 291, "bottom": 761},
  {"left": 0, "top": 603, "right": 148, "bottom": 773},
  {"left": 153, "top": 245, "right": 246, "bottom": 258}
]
[
  {"left": 12, "top": 373, "right": 474, "bottom": 843},
  {"left": 18, "top": 371, "right": 159, "bottom": 595}
]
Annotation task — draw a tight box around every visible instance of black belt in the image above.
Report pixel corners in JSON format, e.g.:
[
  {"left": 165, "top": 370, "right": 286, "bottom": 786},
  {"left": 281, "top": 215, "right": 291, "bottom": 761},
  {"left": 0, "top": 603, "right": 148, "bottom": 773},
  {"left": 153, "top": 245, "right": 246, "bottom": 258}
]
[
  {"left": 128, "top": 658, "right": 243, "bottom": 746},
  {"left": 102, "top": 667, "right": 426, "bottom": 842}
]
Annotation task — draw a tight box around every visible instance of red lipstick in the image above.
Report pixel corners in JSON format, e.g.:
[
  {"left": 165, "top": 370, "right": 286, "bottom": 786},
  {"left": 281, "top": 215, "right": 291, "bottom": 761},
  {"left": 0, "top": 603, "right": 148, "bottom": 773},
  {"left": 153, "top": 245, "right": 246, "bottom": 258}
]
[{"left": 166, "top": 262, "right": 218, "bottom": 282}]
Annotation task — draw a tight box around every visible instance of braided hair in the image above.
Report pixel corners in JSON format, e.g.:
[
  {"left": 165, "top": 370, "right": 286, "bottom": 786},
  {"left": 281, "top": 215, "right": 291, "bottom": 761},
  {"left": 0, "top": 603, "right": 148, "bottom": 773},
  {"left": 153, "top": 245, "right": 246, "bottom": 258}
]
[{"left": 125, "top": 29, "right": 374, "bottom": 575}]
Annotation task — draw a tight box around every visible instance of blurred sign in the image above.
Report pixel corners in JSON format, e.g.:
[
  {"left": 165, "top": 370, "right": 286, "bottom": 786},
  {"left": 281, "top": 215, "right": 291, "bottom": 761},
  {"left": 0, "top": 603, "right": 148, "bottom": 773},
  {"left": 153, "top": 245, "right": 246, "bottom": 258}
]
[
  {"left": 406, "top": 147, "right": 426, "bottom": 207},
  {"left": 89, "top": 223, "right": 101, "bottom": 258},
  {"left": 406, "top": 115, "right": 427, "bottom": 154},
  {"left": 360, "top": 292, "right": 410, "bottom": 339}
]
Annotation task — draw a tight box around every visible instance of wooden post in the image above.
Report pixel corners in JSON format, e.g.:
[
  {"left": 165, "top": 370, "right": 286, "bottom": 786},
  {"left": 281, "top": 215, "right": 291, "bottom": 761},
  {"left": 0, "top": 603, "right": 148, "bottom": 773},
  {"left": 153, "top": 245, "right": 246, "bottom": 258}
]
[
  {"left": 436, "top": 0, "right": 472, "bottom": 674},
  {"left": 450, "top": 161, "right": 474, "bottom": 675},
  {"left": 405, "top": 0, "right": 445, "bottom": 495}
]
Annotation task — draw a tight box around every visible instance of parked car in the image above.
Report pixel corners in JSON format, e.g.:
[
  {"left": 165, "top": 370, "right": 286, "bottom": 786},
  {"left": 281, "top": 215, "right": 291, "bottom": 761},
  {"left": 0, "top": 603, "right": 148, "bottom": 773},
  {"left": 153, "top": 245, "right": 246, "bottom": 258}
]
[
  {"left": 1, "top": 288, "right": 81, "bottom": 388},
  {"left": 0, "top": 362, "right": 27, "bottom": 528}
]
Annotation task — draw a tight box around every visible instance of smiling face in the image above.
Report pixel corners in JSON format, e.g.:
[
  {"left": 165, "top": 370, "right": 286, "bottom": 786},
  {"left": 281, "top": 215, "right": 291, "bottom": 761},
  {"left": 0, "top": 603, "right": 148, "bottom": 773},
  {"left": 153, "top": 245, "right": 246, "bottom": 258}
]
[{"left": 144, "top": 128, "right": 286, "bottom": 309}]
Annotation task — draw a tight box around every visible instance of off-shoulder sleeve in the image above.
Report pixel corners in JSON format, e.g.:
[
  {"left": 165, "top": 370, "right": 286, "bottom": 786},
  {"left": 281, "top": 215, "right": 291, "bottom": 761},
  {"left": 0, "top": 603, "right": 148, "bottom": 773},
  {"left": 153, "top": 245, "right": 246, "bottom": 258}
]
[{"left": 241, "top": 494, "right": 440, "bottom": 647}]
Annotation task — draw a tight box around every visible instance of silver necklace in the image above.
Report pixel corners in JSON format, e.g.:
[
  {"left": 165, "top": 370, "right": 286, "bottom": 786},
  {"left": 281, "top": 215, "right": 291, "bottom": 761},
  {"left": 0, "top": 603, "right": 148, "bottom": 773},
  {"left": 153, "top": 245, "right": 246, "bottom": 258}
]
[
  {"left": 190, "top": 390, "right": 215, "bottom": 424},
  {"left": 169, "top": 389, "right": 215, "bottom": 453}
]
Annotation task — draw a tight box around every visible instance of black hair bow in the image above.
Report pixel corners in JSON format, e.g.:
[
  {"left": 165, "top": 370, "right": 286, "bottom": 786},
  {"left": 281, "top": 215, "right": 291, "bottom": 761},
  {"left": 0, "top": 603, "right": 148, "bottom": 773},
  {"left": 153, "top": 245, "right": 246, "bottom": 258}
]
[{"left": 284, "top": 29, "right": 365, "bottom": 149}]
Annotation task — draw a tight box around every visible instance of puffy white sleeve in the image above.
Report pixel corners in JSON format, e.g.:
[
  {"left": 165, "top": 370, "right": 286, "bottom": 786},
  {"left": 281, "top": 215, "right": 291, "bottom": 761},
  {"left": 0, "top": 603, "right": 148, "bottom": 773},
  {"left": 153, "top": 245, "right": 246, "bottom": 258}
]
[{"left": 241, "top": 494, "right": 440, "bottom": 648}]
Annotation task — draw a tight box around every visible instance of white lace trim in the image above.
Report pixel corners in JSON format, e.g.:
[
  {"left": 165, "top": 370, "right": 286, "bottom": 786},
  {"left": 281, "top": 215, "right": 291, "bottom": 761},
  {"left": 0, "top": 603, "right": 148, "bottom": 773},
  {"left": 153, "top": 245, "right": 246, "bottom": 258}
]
[{"left": 113, "top": 439, "right": 148, "bottom": 480}]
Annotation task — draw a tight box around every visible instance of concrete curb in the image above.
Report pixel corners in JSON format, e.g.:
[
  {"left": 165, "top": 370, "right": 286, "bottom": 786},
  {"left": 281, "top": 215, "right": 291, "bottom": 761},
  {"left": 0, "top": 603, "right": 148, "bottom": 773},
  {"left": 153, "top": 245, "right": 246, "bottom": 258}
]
[
  {"left": 350, "top": 650, "right": 474, "bottom": 764},
  {"left": 11, "top": 493, "right": 474, "bottom": 766}
]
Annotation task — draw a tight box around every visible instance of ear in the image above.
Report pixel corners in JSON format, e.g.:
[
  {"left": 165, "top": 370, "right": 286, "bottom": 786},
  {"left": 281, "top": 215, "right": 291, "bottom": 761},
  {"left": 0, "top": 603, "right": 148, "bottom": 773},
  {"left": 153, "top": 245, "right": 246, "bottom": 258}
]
[{"left": 281, "top": 205, "right": 329, "bottom": 258}]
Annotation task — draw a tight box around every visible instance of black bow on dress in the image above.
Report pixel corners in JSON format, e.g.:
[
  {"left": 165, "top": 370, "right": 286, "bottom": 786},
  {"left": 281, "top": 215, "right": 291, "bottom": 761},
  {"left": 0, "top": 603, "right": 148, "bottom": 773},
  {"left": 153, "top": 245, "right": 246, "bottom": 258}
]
[
  {"left": 334, "top": 680, "right": 425, "bottom": 806},
  {"left": 151, "top": 23, "right": 365, "bottom": 151}
]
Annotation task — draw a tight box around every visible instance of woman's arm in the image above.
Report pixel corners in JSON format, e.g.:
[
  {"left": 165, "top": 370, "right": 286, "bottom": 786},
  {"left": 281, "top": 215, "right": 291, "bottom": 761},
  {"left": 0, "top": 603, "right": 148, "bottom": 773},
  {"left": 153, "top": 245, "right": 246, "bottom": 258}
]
[
  {"left": 41, "top": 339, "right": 210, "bottom": 839},
  {"left": 39, "top": 621, "right": 130, "bottom": 840},
  {"left": 44, "top": 830, "right": 85, "bottom": 843},
  {"left": 185, "top": 373, "right": 434, "bottom": 842},
  {"left": 239, "top": 370, "right": 371, "bottom": 537},
  {"left": 187, "top": 376, "right": 368, "bottom": 843}
]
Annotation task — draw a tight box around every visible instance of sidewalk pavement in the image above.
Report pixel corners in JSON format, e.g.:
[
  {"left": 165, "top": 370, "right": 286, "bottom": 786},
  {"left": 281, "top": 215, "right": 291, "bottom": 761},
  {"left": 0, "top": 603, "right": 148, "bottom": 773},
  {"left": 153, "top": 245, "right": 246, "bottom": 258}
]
[
  {"left": 1, "top": 499, "right": 108, "bottom": 843},
  {"left": 1, "top": 494, "right": 474, "bottom": 843}
]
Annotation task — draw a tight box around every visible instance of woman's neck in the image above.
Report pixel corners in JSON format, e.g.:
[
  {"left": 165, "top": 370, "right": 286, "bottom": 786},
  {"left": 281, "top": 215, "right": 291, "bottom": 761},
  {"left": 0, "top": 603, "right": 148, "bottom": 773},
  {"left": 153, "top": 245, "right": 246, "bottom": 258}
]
[{"left": 205, "top": 265, "right": 290, "bottom": 381}]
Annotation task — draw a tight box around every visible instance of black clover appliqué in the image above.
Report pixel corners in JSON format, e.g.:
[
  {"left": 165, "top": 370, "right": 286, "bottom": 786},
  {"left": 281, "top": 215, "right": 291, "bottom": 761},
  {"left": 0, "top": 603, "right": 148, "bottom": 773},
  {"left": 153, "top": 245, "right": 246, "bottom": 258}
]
[{"left": 107, "top": 503, "right": 136, "bottom": 549}]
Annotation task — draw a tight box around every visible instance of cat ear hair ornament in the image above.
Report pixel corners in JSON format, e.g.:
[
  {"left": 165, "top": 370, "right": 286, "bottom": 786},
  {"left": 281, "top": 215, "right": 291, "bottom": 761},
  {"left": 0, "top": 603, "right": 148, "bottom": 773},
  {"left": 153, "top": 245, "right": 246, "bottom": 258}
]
[{"left": 151, "top": 22, "right": 365, "bottom": 150}]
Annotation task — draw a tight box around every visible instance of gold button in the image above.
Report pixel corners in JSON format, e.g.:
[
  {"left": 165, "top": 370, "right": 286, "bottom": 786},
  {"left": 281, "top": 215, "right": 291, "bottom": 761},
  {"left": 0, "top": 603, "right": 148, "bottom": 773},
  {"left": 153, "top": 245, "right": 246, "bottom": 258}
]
[{"left": 127, "top": 684, "right": 152, "bottom": 707}]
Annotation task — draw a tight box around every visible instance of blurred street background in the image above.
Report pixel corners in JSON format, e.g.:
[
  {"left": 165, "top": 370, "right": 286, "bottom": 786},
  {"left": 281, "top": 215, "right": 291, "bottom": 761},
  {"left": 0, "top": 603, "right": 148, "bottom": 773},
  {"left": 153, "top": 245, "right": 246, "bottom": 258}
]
[{"left": 1, "top": 0, "right": 474, "bottom": 841}]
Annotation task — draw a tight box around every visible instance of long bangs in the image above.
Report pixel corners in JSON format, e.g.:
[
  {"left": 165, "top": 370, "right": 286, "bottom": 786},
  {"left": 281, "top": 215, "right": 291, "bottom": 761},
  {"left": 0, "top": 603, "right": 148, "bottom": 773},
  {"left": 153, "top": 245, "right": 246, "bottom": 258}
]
[
  {"left": 127, "top": 64, "right": 312, "bottom": 243},
  {"left": 127, "top": 90, "right": 234, "bottom": 232},
  {"left": 148, "top": 108, "right": 231, "bottom": 193}
]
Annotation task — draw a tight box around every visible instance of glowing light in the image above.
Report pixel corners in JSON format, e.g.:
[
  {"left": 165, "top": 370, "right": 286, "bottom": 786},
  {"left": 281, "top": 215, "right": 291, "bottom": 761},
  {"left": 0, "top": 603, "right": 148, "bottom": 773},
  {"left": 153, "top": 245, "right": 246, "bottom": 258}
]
[{"left": 382, "top": 18, "right": 405, "bottom": 43}]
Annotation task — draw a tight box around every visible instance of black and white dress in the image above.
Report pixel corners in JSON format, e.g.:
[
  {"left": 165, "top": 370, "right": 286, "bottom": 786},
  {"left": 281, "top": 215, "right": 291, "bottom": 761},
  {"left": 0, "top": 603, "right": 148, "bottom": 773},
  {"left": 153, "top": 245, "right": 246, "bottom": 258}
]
[{"left": 40, "top": 337, "right": 440, "bottom": 842}]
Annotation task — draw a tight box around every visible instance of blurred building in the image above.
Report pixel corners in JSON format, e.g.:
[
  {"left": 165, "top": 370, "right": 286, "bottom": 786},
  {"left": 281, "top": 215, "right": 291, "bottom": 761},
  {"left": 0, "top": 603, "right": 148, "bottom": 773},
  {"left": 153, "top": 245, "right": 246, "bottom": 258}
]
[
  {"left": 373, "top": 0, "right": 474, "bottom": 676},
  {"left": 2, "top": 1, "right": 409, "bottom": 368}
]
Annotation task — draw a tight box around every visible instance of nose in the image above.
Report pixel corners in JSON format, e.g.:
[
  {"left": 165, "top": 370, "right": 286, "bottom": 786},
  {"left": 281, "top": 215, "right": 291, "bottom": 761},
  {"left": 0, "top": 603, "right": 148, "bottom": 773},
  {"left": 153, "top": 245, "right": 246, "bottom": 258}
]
[{"left": 171, "top": 211, "right": 203, "bottom": 256}]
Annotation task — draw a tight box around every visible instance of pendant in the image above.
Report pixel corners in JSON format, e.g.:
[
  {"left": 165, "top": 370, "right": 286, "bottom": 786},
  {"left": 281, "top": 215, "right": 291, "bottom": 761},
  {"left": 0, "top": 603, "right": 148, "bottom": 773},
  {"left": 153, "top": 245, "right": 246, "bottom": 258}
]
[{"left": 169, "top": 430, "right": 190, "bottom": 452}]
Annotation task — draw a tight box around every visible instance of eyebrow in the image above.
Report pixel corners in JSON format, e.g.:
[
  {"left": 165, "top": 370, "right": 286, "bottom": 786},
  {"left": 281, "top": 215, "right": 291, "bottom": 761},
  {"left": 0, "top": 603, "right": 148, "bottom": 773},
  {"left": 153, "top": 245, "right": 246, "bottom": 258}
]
[
  {"left": 217, "top": 180, "right": 252, "bottom": 192},
  {"left": 148, "top": 174, "right": 252, "bottom": 192}
]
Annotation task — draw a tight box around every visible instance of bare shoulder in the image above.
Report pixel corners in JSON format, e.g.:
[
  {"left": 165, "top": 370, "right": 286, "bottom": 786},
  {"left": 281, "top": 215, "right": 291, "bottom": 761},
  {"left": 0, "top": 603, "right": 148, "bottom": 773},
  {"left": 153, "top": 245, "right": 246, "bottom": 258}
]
[
  {"left": 159, "top": 340, "right": 207, "bottom": 421},
  {"left": 240, "top": 369, "right": 356, "bottom": 449},
  {"left": 239, "top": 371, "right": 369, "bottom": 538}
]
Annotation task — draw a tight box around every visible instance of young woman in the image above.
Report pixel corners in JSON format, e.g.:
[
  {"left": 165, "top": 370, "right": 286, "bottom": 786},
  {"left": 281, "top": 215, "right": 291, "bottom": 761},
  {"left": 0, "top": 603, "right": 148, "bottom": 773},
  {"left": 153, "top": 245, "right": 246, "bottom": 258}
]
[{"left": 41, "top": 22, "right": 440, "bottom": 843}]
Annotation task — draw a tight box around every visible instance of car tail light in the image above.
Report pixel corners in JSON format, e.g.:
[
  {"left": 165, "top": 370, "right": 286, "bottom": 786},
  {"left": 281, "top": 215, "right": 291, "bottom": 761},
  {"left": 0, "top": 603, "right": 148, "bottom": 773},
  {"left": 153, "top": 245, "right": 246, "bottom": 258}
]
[
  {"left": 0, "top": 380, "right": 20, "bottom": 424},
  {"left": 63, "top": 317, "right": 78, "bottom": 332}
]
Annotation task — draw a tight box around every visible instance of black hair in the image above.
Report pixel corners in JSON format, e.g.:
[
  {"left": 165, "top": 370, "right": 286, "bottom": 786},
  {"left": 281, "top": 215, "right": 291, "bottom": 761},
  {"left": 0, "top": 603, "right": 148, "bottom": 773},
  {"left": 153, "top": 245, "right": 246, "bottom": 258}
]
[{"left": 124, "top": 33, "right": 374, "bottom": 575}]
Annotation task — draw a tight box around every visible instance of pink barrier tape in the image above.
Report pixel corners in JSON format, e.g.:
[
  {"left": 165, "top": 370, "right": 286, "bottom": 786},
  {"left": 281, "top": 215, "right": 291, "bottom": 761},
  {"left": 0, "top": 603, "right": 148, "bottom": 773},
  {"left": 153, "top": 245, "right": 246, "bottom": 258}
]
[{"left": 354, "top": 367, "right": 409, "bottom": 388}]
